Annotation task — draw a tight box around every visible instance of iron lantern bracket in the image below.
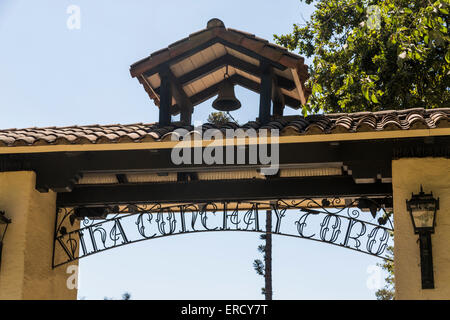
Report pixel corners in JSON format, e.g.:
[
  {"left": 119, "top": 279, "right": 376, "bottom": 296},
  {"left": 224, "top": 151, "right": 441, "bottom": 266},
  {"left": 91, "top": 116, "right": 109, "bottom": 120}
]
[{"left": 0, "top": 210, "right": 12, "bottom": 272}]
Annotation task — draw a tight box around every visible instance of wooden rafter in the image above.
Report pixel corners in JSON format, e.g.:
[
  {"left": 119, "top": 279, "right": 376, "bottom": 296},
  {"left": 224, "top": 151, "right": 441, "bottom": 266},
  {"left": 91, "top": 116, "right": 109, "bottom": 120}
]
[
  {"left": 57, "top": 176, "right": 392, "bottom": 206},
  {"left": 176, "top": 54, "right": 296, "bottom": 90},
  {"left": 142, "top": 38, "right": 287, "bottom": 78},
  {"left": 187, "top": 74, "right": 301, "bottom": 109}
]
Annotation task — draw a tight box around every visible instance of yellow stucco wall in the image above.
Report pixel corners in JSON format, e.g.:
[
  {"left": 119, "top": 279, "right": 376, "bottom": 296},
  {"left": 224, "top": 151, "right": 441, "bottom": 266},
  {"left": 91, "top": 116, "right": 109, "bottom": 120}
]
[
  {"left": 0, "top": 171, "right": 78, "bottom": 300},
  {"left": 393, "top": 158, "right": 450, "bottom": 299}
]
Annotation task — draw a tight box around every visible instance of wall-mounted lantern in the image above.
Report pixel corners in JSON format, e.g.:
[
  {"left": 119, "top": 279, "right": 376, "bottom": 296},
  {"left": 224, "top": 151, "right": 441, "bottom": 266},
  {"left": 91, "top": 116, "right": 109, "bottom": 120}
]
[
  {"left": 0, "top": 211, "right": 12, "bottom": 271},
  {"left": 406, "top": 186, "right": 440, "bottom": 289}
]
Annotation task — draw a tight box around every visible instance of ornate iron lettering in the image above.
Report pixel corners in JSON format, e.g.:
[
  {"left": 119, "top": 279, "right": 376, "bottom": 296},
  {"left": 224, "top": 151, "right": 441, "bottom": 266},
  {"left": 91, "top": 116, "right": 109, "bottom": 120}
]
[{"left": 53, "top": 198, "right": 394, "bottom": 268}]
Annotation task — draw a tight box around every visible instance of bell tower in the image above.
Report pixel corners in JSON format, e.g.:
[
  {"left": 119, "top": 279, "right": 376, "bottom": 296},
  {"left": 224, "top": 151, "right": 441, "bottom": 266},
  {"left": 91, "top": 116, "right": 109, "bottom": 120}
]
[{"left": 130, "top": 19, "right": 310, "bottom": 126}]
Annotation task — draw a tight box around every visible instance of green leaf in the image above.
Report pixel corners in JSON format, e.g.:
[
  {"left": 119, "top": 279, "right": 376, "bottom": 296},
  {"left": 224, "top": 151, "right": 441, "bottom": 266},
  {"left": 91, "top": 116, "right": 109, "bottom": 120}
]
[
  {"left": 313, "top": 82, "right": 323, "bottom": 94},
  {"left": 344, "top": 75, "right": 354, "bottom": 87},
  {"left": 362, "top": 84, "right": 370, "bottom": 102},
  {"left": 302, "top": 105, "right": 308, "bottom": 117},
  {"left": 371, "top": 92, "right": 379, "bottom": 103}
]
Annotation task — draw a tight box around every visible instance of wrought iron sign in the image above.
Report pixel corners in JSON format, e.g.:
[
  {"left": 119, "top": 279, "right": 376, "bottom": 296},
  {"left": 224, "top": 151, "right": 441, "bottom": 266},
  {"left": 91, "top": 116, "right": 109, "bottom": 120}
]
[{"left": 53, "top": 198, "right": 394, "bottom": 268}]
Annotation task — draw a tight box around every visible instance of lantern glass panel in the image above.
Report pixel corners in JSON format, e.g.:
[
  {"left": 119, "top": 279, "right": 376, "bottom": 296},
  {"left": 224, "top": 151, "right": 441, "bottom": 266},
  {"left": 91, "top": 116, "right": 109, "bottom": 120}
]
[{"left": 411, "top": 203, "right": 435, "bottom": 229}]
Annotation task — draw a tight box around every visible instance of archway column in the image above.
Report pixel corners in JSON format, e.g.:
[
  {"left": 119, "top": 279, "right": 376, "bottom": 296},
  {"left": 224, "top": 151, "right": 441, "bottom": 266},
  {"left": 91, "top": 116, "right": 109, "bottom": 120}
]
[
  {"left": 0, "top": 171, "right": 77, "bottom": 300},
  {"left": 392, "top": 158, "right": 450, "bottom": 299}
]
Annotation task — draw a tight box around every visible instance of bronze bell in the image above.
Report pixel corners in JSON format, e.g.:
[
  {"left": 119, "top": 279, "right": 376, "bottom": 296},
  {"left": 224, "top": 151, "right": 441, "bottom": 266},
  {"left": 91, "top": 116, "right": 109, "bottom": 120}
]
[{"left": 212, "top": 78, "right": 241, "bottom": 112}]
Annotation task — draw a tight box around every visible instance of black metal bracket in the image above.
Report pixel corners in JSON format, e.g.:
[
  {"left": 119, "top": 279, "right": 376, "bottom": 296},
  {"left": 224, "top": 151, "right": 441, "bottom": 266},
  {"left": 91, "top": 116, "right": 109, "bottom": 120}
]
[
  {"left": 419, "top": 231, "right": 435, "bottom": 289},
  {"left": 0, "top": 211, "right": 12, "bottom": 272}
]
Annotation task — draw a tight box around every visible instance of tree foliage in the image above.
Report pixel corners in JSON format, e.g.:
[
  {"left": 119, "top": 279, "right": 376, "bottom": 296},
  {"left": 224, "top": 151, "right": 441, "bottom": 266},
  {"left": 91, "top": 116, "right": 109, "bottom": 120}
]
[
  {"left": 274, "top": 0, "right": 450, "bottom": 114},
  {"left": 103, "top": 292, "right": 132, "bottom": 300},
  {"left": 122, "top": 292, "right": 131, "bottom": 300},
  {"left": 253, "top": 234, "right": 267, "bottom": 296},
  {"left": 207, "top": 111, "right": 232, "bottom": 125},
  {"left": 376, "top": 243, "right": 395, "bottom": 300}
]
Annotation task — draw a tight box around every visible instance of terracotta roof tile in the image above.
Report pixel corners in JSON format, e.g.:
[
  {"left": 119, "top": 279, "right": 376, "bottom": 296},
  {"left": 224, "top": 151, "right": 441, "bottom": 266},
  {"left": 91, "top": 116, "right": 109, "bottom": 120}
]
[
  {"left": 0, "top": 108, "right": 448, "bottom": 148},
  {"left": 116, "top": 135, "right": 135, "bottom": 143},
  {"left": 140, "top": 133, "right": 158, "bottom": 142}
]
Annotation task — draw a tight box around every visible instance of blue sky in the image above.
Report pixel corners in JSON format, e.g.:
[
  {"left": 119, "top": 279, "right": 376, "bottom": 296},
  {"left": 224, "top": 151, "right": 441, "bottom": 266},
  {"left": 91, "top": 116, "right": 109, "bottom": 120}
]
[{"left": 1, "top": 0, "right": 386, "bottom": 299}]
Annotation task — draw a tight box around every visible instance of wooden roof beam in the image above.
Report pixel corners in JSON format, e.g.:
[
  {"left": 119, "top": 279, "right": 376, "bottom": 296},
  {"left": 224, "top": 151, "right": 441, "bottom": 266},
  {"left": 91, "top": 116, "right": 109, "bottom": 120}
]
[
  {"left": 290, "top": 68, "right": 307, "bottom": 105},
  {"left": 57, "top": 176, "right": 392, "bottom": 207},
  {"left": 258, "top": 62, "right": 272, "bottom": 124},
  {"left": 188, "top": 74, "right": 301, "bottom": 109},
  {"left": 142, "top": 38, "right": 287, "bottom": 78},
  {"left": 177, "top": 54, "right": 296, "bottom": 90},
  {"left": 272, "top": 78, "right": 285, "bottom": 117},
  {"left": 164, "top": 68, "right": 193, "bottom": 124},
  {"left": 231, "top": 74, "right": 300, "bottom": 109},
  {"left": 158, "top": 70, "right": 172, "bottom": 126}
]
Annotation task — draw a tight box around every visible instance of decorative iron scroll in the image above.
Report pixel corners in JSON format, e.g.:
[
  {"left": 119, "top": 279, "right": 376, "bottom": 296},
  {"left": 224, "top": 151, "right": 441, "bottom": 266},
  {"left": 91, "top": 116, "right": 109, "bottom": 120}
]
[{"left": 53, "top": 198, "right": 394, "bottom": 268}]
